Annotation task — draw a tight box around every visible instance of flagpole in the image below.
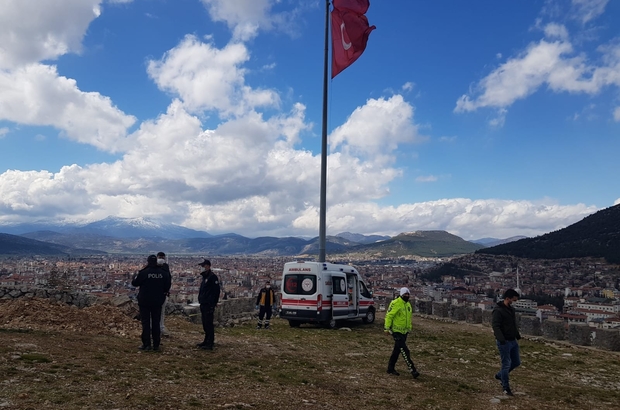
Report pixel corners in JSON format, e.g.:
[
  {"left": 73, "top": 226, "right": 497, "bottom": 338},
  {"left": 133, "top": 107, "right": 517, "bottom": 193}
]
[{"left": 319, "top": 0, "right": 330, "bottom": 263}]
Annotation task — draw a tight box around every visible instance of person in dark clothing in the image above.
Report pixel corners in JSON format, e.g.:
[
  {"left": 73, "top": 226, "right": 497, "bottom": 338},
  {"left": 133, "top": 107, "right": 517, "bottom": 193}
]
[
  {"left": 196, "top": 258, "right": 220, "bottom": 350},
  {"left": 157, "top": 252, "right": 171, "bottom": 336},
  {"left": 131, "top": 255, "right": 171, "bottom": 351},
  {"left": 492, "top": 288, "right": 522, "bottom": 396},
  {"left": 255, "top": 280, "right": 276, "bottom": 329}
]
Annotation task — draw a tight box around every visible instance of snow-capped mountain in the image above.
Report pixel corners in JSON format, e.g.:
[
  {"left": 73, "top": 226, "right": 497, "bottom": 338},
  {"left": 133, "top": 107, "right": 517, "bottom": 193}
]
[{"left": 0, "top": 216, "right": 212, "bottom": 239}]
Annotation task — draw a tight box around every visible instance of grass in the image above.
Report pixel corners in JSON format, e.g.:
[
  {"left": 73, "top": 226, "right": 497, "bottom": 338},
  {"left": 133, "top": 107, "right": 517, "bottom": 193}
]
[{"left": 0, "top": 313, "right": 619, "bottom": 409}]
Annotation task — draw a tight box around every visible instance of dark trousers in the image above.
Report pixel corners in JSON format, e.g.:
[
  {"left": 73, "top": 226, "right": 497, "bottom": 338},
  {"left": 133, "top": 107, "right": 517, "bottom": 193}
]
[
  {"left": 139, "top": 304, "right": 163, "bottom": 348},
  {"left": 200, "top": 304, "right": 215, "bottom": 347},
  {"left": 388, "top": 332, "right": 416, "bottom": 373},
  {"left": 258, "top": 305, "right": 272, "bottom": 322}
]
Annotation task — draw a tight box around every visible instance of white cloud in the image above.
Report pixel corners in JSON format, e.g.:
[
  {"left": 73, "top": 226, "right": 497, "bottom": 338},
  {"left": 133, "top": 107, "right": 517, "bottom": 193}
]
[
  {"left": 199, "top": 0, "right": 307, "bottom": 41},
  {"left": 614, "top": 106, "right": 620, "bottom": 121},
  {"left": 416, "top": 175, "right": 438, "bottom": 183},
  {"left": 571, "top": 0, "right": 609, "bottom": 24},
  {"left": 330, "top": 95, "right": 426, "bottom": 161},
  {"left": 147, "top": 35, "right": 280, "bottom": 117},
  {"left": 455, "top": 35, "right": 620, "bottom": 116},
  {"left": 0, "top": 64, "right": 136, "bottom": 152},
  {"left": 0, "top": 127, "right": 8, "bottom": 138},
  {"left": 402, "top": 82, "right": 414, "bottom": 92},
  {"left": 0, "top": 0, "right": 101, "bottom": 70},
  {"left": 544, "top": 23, "right": 569, "bottom": 40}
]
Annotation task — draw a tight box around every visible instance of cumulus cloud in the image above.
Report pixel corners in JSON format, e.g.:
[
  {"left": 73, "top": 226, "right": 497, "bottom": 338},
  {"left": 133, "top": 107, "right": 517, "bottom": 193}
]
[
  {"left": 330, "top": 95, "right": 426, "bottom": 161},
  {"left": 200, "top": 0, "right": 307, "bottom": 41},
  {"left": 0, "top": 127, "right": 8, "bottom": 138},
  {"left": 147, "top": 35, "right": 280, "bottom": 117},
  {"left": 0, "top": 64, "right": 136, "bottom": 152},
  {"left": 0, "top": 0, "right": 101, "bottom": 69},
  {"left": 614, "top": 106, "right": 620, "bottom": 121},
  {"left": 455, "top": 29, "right": 620, "bottom": 120}
]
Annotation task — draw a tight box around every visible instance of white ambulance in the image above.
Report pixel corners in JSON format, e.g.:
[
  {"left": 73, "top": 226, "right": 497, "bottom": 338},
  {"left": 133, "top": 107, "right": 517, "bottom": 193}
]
[{"left": 279, "top": 261, "right": 375, "bottom": 328}]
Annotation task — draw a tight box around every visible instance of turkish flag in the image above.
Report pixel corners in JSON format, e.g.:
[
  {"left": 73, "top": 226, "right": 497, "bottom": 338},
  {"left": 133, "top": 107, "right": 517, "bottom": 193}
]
[
  {"left": 333, "top": 0, "right": 370, "bottom": 15},
  {"left": 331, "top": 3, "right": 376, "bottom": 78}
]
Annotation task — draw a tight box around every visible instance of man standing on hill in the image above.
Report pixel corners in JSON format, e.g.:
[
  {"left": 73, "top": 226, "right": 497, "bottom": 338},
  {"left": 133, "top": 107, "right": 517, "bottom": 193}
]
[
  {"left": 255, "top": 280, "right": 276, "bottom": 329},
  {"left": 492, "top": 288, "right": 522, "bottom": 397},
  {"left": 157, "top": 252, "right": 171, "bottom": 337},
  {"left": 197, "top": 259, "right": 220, "bottom": 350},
  {"left": 384, "top": 287, "right": 420, "bottom": 379},
  {"left": 132, "top": 254, "right": 171, "bottom": 351}
]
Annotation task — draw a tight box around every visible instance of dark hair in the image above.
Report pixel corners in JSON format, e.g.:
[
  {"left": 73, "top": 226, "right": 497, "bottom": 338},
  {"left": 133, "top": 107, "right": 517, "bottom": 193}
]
[
  {"left": 147, "top": 255, "right": 158, "bottom": 267},
  {"left": 157, "top": 252, "right": 166, "bottom": 258},
  {"left": 503, "top": 289, "right": 520, "bottom": 299}
]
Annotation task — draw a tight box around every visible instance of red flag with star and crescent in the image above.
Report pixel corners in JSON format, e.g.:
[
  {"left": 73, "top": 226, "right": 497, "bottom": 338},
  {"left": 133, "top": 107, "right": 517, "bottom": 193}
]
[{"left": 331, "top": 0, "right": 376, "bottom": 78}]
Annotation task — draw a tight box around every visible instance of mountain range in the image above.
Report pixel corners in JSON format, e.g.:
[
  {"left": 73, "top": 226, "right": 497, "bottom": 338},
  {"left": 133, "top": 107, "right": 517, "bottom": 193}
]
[
  {"left": 0, "top": 216, "right": 484, "bottom": 258},
  {"left": 4, "top": 203, "right": 618, "bottom": 260}
]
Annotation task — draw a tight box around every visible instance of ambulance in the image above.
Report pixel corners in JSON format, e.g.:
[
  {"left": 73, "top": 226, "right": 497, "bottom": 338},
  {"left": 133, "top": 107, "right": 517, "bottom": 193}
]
[{"left": 279, "top": 261, "right": 375, "bottom": 328}]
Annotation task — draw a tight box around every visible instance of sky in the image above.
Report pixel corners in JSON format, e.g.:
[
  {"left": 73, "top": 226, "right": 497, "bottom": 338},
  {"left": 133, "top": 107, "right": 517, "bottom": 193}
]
[{"left": 0, "top": 0, "right": 619, "bottom": 241}]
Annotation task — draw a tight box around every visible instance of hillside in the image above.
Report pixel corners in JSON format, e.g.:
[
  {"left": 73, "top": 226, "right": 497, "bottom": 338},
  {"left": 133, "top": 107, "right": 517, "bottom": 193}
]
[
  {"left": 0, "top": 233, "right": 105, "bottom": 256},
  {"left": 476, "top": 204, "right": 620, "bottom": 263},
  {"left": 335, "top": 230, "right": 484, "bottom": 258},
  {"left": 2, "top": 298, "right": 618, "bottom": 409}
]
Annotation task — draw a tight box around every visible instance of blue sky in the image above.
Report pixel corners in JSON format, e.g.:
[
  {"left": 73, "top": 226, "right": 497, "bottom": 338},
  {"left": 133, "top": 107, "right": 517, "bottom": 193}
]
[{"left": 0, "top": 0, "right": 618, "bottom": 240}]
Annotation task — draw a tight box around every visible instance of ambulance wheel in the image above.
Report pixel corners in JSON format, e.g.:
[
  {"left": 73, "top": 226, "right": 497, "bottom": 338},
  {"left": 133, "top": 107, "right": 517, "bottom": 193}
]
[
  {"left": 288, "top": 320, "right": 301, "bottom": 328},
  {"left": 323, "top": 318, "right": 338, "bottom": 329},
  {"left": 362, "top": 309, "right": 375, "bottom": 324}
]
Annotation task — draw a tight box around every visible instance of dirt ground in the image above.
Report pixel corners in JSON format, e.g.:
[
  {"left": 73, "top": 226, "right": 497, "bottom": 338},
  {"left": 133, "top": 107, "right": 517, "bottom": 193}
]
[{"left": 1, "top": 298, "right": 619, "bottom": 410}]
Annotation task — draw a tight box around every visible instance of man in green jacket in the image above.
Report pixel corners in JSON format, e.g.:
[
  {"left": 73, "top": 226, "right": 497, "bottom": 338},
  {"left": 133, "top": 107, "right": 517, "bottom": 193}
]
[{"left": 384, "top": 287, "right": 420, "bottom": 378}]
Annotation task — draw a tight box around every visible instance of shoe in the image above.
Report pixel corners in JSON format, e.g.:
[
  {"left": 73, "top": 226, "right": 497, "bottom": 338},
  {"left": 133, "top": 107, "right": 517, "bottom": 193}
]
[
  {"left": 153, "top": 346, "right": 160, "bottom": 352},
  {"left": 503, "top": 389, "right": 514, "bottom": 397},
  {"left": 199, "top": 345, "right": 213, "bottom": 351},
  {"left": 138, "top": 345, "right": 152, "bottom": 351},
  {"left": 411, "top": 370, "right": 420, "bottom": 379},
  {"left": 387, "top": 369, "right": 400, "bottom": 376},
  {"left": 196, "top": 341, "right": 207, "bottom": 347},
  {"left": 495, "top": 373, "right": 501, "bottom": 381},
  {"left": 264, "top": 325, "right": 271, "bottom": 330},
  {"left": 256, "top": 325, "right": 262, "bottom": 329}
]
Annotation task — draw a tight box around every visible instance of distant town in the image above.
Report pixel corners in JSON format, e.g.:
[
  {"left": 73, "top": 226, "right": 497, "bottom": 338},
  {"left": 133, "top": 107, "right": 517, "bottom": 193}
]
[{"left": 1, "top": 253, "right": 619, "bottom": 329}]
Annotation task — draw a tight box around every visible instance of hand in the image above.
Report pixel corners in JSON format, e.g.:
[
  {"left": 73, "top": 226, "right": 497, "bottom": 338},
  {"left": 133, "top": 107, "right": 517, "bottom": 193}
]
[
  {"left": 255, "top": 305, "right": 259, "bottom": 310},
  {"left": 384, "top": 329, "right": 391, "bottom": 335},
  {"left": 272, "top": 305, "right": 277, "bottom": 311}
]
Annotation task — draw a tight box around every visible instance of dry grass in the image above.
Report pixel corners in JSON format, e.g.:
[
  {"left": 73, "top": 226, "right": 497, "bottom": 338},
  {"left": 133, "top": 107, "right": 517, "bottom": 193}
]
[{"left": 1, "top": 304, "right": 619, "bottom": 410}]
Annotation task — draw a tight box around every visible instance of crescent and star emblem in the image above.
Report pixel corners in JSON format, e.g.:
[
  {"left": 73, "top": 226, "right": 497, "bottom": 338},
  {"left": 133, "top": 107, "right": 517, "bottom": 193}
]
[{"left": 340, "top": 22, "right": 352, "bottom": 50}]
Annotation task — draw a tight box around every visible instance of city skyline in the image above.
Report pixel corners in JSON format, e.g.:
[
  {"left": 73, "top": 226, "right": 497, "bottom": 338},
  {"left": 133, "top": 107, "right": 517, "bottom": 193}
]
[{"left": 1, "top": 0, "right": 619, "bottom": 240}]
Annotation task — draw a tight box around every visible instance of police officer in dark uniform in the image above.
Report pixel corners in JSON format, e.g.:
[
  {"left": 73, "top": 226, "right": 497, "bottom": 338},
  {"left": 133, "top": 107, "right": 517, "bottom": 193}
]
[
  {"left": 196, "top": 258, "right": 220, "bottom": 350},
  {"left": 132, "top": 255, "right": 171, "bottom": 351}
]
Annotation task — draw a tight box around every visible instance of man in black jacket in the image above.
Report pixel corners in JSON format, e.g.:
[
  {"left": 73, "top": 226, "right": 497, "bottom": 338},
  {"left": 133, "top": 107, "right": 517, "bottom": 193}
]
[
  {"left": 197, "top": 259, "right": 220, "bottom": 350},
  {"left": 492, "top": 288, "right": 522, "bottom": 396},
  {"left": 132, "top": 255, "right": 171, "bottom": 351}
]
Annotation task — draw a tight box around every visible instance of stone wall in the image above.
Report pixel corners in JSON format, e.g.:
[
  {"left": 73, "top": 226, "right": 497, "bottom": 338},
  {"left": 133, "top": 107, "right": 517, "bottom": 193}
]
[
  {"left": 519, "top": 316, "right": 542, "bottom": 336},
  {"left": 568, "top": 324, "right": 593, "bottom": 346},
  {"left": 412, "top": 298, "right": 619, "bottom": 352},
  {"left": 541, "top": 319, "right": 565, "bottom": 340},
  {"left": 593, "top": 328, "right": 620, "bottom": 351},
  {"left": 0, "top": 286, "right": 257, "bottom": 327}
]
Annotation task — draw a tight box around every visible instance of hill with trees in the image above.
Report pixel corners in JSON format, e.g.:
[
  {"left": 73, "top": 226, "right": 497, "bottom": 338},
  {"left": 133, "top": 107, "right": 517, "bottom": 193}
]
[{"left": 476, "top": 204, "right": 620, "bottom": 263}]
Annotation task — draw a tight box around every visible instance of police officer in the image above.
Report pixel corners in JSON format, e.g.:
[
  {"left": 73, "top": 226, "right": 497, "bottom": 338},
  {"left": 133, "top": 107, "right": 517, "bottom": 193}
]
[
  {"left": 196, "top": 259, "right": 220, "bottom": 350},
  {"left": 132, "top": 255, "right": 171, "bottom": 351}
]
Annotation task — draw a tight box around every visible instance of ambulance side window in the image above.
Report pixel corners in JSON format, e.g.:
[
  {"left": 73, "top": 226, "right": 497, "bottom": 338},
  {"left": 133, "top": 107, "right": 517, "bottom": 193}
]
[
  {"left": 333, "top": 277, "right": 346, "bottom": 295},
  {"left": 360, "top": 282, "right": 372, "bottom": 298},
  {"left": 284, "top": 274, "right": 316, "bottom": 295}
]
